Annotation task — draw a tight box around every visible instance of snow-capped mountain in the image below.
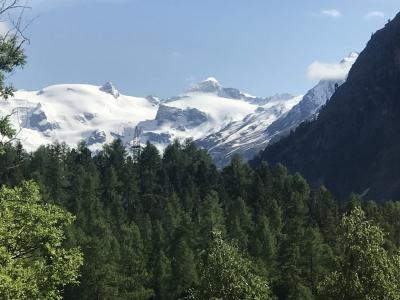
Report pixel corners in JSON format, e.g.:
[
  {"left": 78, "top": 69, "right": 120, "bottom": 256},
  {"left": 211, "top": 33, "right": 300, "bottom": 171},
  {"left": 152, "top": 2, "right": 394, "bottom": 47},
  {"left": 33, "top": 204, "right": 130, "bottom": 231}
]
[
  {"left": 197, "top": 53, "right": 359, "bottom": 166},
  {"left": 3, "top": 79, "right": 265, "bottom": 154},
  {"left": 265, "top": 52, "right": 359, "bottom": 142},
  {"left": 3, "top": 83, "right": 158, "bottom": 151},
  {"left": 196, "top": 94, "right": 303, "bottom": 166},
  {"left": 137, "top": 78, "right": 262, "bottom": 149},
  {"left": 2, "top": 53, "right": 358, "bottom": 166}
]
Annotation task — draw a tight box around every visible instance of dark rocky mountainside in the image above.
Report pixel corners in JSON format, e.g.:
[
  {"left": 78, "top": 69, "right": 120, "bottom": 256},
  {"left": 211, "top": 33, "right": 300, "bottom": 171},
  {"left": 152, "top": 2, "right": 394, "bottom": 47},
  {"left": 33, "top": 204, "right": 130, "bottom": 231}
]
[{"left": 254, "top": 13, "right": 400, "bottom": 201}]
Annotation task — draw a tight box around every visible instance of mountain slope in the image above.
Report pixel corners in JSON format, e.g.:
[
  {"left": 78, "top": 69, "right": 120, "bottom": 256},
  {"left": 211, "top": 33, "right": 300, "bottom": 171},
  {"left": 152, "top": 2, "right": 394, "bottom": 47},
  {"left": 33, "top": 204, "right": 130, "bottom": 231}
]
[
  {"left": 196, "top": 94, "right": 303, "bottom": 166},
  {"left": 254, "top": 15, "right": 400, "bottom": 201},
  {"left": 266, "top": 52, "right": 359, "bottom": 142},
  {"left": 6, "top": 78, "right": 300, "bottom": 156},
  {"left": 198, "top": 53, "right": 357, "bottom": 167},
  {"left": 137, "top": 78, "right": 263, "bottom": 150},
  {"left": 4, "top": 83, "right": 158, "bottom": 151}
]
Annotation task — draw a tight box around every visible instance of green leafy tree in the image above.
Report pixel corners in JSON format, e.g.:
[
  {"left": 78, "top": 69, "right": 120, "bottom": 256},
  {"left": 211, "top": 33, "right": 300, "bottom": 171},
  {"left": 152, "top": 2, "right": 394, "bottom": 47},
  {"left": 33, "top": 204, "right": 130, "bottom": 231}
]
[
  {"left": 0, "top": 1, "right": 27, "bottom": 154},
  {"left": 191, "top": 231, "right": 271, "bottom": 300},
  {"left": 0, "top": 181, "right": 83, "bottom": 299},
  {"left": 318, "top": 206, "right": 400, "bottom": 300}
]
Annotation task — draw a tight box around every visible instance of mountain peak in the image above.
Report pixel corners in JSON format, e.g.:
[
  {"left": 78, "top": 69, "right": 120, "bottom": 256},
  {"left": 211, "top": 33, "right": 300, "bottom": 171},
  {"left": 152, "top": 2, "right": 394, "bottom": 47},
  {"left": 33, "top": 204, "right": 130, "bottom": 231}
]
[
  {"left": 146, "top": 95, "right": 160, "bottom": 105},
  {"left": 341, "top": 52, "right": 359, "bottom": 64},
  {"left": 255, "top": 14, "right": 400, "bottom": 201},
  {"left": 204, "top": 77, "right": 220, "bottom": 84},
  {"left": 190, "top": 77, "right": 222, "bottom": 93},
  {"left": 100, "top": 81, "right": 120, "bottom": 98}
]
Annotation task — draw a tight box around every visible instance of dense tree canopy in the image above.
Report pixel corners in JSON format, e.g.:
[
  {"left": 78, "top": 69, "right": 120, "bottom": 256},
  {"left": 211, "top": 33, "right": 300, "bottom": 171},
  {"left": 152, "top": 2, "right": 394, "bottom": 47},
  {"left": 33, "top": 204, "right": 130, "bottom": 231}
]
[{"left": 0, "top": 140, "right": 399, "bottom": 299}]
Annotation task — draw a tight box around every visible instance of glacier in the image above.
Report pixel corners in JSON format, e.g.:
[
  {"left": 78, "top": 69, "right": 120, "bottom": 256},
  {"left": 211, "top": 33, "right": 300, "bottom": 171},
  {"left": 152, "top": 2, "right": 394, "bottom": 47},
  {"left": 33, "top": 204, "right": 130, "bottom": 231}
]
[{"left": 1, "top": 54, "right": 358, "bottom": 167}]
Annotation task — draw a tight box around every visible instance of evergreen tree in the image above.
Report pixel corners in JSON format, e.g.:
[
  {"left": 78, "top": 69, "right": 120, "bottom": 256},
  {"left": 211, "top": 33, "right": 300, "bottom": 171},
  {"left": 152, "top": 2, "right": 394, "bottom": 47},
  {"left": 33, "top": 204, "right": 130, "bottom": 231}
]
[
  {"left": 252, "top": 215, "right": 277, "bottom": 279},
  {"left": 118, "top": 222, "right": 153, "bottom": 299},
  {"left": 301, "top": 227, "right": 333, "bottom": 295},
  {"left": 308, "top": 187, "right": 339, "bottom": 245},
  {"left": 3, "top": 138, "right": 400, "bottom": 300},
  {"left": 227, "top": 196, "right": 253, "bottom": 250},
  {"left": 171, "top": 238, "right": 198, "bottom": 299},
  {"left": 222, "top": 154, "right": 252, "bottom": 200},
  {"left": 138, "top": 142, "right": 161, "bottom": 195},
  {"left": 101, "top": 165, "right": 125, "bottom": 226},
  {"left": 277, "top": 174, "right": 311, "bottom": 299},
  {"left": 381, "top": 201, "right": 400, "bottom": 250},
  {"left": 153, "top": 250, "right": 172, "bottom": 300},
  {"left": 197, "top": 191, "right": 226, "bottom": 246}
]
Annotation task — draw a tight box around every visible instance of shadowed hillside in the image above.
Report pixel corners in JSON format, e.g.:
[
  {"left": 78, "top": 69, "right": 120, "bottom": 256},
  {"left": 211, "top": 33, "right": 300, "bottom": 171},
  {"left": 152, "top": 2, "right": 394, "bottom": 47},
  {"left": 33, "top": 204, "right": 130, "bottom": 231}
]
[{"left": 254, "top": 12, "right": 400, "bottom": 201}]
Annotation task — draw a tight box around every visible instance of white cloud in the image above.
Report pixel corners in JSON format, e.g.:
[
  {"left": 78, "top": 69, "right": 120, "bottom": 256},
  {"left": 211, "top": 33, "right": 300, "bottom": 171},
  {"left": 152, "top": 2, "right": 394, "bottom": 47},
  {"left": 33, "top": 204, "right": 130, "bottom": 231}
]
[
  {"left": 364, "top": 11, "right": 385, "bottom": 20},
  {"left": 307, "top": 59, "right": 353, "bottom": 81},
  {"left": 321, "top": 9, "right": 342, "bottom": 18}
]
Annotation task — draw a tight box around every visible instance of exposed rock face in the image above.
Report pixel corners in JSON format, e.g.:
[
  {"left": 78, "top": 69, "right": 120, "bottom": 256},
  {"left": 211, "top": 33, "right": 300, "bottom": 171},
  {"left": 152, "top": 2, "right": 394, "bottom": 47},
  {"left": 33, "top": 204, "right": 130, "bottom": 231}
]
[
  {"left": 87, "top": 130, "right": 106, "bottom": 145},
  {"left": 100, "top": 82, "right": 120, "bottom": 98},
  {"left": 155, "top": 105, "right": 208, "bottom": 130},
  {"left": 83, "top": 112, "right": 96, "bottom": 121},
  {"left": 30, "top": 103, "right": 59, "bottom": 131},
  {"left": 146, "top": 95, "right": 160, "bottom": 106},
  {"left": 142, "top": 132, "right": 171, "bottom": 144}
]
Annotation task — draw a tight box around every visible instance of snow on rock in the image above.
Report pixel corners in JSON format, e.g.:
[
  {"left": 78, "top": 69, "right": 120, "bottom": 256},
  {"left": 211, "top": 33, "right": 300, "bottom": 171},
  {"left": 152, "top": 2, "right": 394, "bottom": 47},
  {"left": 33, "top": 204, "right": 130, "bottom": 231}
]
[
  {"left": 136, "top": 80, "right": 261, "bottom": 150},
  {"left": 155, "top": 105, "right": 208, "bottom": 129},
  {"left": 100, "top": 81, "right": 120, "bottom": 98},
  {"left": 190, "top": 77, "right": 221, "bottom": 93},
  {"left": 146, "top": 95, "right": 160, "bottom": 106},
  {"left": 29, "top": 103, "right": 59, "bottom": 131},
  {"left": 4, "top": 84, "right": 158, "bottom": 152},
  {"left": 1, "top": 56, "right": 357, "bottom": 168},
  {"left": 87, "top": 130, "right": 106, "bottom": 146},
  {"left": 197, "top": 95, "right": 303, "bottom": 166}
]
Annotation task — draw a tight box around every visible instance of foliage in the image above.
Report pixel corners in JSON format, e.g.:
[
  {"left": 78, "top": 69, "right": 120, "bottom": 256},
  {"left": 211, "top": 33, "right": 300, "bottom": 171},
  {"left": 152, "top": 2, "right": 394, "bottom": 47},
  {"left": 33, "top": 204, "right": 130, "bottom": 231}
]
[
  {"left": 0, "top": 181, "right": 83, "bottom": 300},
  {"left": 0, "top": 1, "right": 27, "bottom": 153},
  {"left": 191, "top": 231, "right": 271, "bottom": 300},
  {"left": 0, "top": 140, "right": 399, "bottom": 299},
  {"left": 318, "top": 206, "right": 400, "bottom": 300}
]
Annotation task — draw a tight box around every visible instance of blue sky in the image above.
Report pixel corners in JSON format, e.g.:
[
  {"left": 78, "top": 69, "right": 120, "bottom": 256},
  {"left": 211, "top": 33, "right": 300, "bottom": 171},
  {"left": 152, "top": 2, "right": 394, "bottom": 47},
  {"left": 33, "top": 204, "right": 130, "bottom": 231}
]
[{"left": 9, "top": 0, "right": 400, "bottom": 98}]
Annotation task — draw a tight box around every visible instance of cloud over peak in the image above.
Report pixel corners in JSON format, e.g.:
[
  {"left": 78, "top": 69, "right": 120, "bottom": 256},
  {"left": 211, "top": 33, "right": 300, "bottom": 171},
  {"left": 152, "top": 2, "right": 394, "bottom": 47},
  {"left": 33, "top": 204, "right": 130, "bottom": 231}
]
[
  {"left": 364, "top": 11, "right": 385, "bottom": 20},
  {"left": 307, "top": 53, "right": 358, "bottom": 81}
]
